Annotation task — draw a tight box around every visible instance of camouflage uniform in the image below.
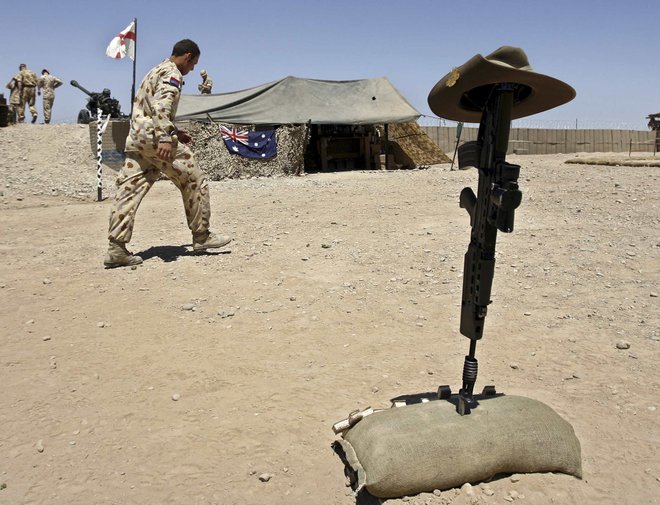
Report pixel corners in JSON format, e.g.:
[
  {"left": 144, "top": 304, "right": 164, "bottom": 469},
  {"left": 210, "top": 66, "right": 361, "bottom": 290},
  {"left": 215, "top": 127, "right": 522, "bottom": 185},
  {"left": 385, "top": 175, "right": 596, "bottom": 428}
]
[
  {"left": 199, "top": 75, "right": 213, "bottom": 94},
  {"left": 107, "top": 59, "right": 211, "bottom": 243},
  {"left": 5, "top": 76, "right": 21, "bottom": 124},
  {"left": 37, "top": 73, "right": 63, "bottom": 124},
  {"left": 17, "top": 68, "right": 38, "bottom": 122}
]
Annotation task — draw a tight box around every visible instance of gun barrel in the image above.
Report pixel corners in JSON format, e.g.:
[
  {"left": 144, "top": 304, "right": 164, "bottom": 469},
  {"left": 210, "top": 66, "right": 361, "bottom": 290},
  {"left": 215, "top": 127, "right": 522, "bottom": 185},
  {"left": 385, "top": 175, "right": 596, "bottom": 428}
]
[{"left": 70, "top": 80, "right": 93, "bottom": 97}]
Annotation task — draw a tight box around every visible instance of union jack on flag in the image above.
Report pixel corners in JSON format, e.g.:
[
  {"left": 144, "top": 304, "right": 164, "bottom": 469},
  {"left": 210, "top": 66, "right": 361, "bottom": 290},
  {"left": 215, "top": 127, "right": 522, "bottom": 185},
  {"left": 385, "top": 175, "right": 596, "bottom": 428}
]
[
  {"left": 219, "top": 123, "right": 277, "bottom": 159},
  {"left": 220, "top": 125, "right": 249, "bottom": 145}
]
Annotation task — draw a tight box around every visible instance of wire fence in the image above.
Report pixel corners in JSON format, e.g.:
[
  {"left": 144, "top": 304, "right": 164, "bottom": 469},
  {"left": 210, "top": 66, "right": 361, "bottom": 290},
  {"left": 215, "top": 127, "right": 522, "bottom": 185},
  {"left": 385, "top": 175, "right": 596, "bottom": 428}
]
[{"left": 417, "top": 114, "right": 650, "bottom": 132}]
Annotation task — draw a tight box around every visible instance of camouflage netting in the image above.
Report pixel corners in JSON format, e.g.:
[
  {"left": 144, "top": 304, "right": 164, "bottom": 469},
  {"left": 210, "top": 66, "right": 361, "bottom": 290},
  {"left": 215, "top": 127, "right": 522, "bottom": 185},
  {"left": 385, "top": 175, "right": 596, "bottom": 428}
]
[
  {"left": 183, "top": 121, "right": 308, "bottom": 180},
  {"left": 387, "top": 122, "right": 451, "bottom": 167}
]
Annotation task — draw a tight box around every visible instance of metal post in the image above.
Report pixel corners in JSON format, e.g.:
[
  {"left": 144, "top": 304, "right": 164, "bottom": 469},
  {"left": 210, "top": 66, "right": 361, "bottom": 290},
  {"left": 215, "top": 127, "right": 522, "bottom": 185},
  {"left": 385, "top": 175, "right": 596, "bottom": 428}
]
[
  {"left": 130, "top": 17, "right": 137, "bottom": 118},
  {"left": 96, "top": 109, "right": 104, "bottom": 201},
  {"left": 95, "top": 110, "right": 111, "bottom": 201},
  {"left": 450, "top": 122, "right": 464, "bottom": 170},
  {"left": 384, "top": 123, "right": 389, "bottom": 170}
]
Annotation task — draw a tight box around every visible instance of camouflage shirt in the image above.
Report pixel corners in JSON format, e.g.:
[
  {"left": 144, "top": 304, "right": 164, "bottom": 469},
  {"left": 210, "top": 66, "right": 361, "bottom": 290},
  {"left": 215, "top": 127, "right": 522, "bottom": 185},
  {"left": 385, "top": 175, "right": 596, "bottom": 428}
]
[
  {"left": 199, "top": 76, "right": 213, "bottom": 94},
  {"left": 37, "top": 74, "right": 63, "bottom": 98},
  {"left": 5, "top": 75, "right": 21, "bottom": 105},
  {"left": 17, "top": 68, "right": 37, "bottom": 87},
  {"left": 128, "top": 59, "right": 184, "bottom": 149}
]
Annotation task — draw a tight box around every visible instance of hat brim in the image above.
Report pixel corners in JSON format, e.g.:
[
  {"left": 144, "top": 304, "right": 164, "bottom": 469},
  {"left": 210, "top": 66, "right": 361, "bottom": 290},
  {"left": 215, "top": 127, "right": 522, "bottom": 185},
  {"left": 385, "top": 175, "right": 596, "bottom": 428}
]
[{"left": 428, "top": 54, "right": 576, "bottom": 123}]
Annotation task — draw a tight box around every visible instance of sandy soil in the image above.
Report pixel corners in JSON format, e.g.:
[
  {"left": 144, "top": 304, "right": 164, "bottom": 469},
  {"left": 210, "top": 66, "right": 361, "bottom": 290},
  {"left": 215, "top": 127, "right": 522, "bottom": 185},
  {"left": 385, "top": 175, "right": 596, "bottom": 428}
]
[{"left": 0, "top": 124, "right": 658, "bottom": 505}]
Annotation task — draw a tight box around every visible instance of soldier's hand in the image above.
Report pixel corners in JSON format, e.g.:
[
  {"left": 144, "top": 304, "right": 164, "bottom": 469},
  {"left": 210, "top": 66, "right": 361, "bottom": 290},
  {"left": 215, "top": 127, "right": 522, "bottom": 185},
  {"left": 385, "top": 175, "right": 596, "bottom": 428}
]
[
  {"left": 178, "top": 130, "right": 192, "bottom": 144},
  {"left": 157, "top": 142, "right": 173, "bottom": 161}
]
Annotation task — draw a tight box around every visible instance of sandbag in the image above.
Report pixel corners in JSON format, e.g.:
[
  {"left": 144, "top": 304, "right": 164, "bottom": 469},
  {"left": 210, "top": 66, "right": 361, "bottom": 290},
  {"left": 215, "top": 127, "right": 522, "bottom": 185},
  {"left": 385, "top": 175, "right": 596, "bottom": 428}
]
[{"left": 333, "top": 395, "right": 581, "bottom": 498}]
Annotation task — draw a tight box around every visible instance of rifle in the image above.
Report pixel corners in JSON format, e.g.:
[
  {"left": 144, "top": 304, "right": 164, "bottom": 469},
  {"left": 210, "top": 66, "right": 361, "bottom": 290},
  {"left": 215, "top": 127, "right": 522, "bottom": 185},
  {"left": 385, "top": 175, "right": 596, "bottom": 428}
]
[{"left": 449, "top": 83, "right": 523, "bottom": 415}]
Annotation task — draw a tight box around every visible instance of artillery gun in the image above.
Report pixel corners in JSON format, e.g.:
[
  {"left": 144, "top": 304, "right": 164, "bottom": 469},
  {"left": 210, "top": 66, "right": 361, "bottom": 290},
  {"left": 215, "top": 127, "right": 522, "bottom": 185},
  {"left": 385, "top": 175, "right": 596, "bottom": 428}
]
[{"left": 70, "top": 80, "right": 126, "bottom": 124}]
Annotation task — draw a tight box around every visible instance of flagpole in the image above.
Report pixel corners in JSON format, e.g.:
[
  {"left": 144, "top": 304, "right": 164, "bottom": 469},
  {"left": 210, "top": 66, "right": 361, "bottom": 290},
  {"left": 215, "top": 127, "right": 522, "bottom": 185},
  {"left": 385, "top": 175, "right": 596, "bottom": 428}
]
[{"left": 130, "top": 17, "right": 137, "bottom": 117}]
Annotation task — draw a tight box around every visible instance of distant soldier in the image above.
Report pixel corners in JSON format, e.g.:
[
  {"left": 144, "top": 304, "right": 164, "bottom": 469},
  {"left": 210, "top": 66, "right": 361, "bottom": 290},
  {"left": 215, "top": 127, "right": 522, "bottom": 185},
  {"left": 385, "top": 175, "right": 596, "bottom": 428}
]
[
  {"left": 16, "top": 63, "right": 38, "bottom": 123},
  {"left": 37, "top": 69, "right": 63, "bottom": 124},
  {"left": 198, "top": 69, "right": 213, "bottom": 94},
  {"left": 5, "top": 75, "right": 21, "bottom": 124}
]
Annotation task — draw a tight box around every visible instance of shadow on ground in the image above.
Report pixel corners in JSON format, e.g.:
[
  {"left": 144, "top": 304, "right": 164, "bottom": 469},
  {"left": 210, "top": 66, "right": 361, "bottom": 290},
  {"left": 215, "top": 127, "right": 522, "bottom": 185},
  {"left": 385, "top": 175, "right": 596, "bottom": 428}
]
[{"left": 138, "top": 245, "right": 231, "bottom": 263}]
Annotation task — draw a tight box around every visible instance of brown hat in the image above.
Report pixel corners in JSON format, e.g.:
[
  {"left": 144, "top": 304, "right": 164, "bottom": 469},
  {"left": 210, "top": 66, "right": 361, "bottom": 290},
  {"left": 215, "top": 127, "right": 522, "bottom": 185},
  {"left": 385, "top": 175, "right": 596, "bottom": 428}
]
[{"left": 428, "top": 46, "right": 576, "bottom": 123}]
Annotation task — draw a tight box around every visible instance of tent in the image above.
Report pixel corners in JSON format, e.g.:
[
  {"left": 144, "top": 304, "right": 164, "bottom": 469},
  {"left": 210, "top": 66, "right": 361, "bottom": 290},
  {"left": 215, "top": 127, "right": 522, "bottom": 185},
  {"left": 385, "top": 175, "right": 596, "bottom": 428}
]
[{"left": 176, "top": 75, "right": 420, "bottom": 125}]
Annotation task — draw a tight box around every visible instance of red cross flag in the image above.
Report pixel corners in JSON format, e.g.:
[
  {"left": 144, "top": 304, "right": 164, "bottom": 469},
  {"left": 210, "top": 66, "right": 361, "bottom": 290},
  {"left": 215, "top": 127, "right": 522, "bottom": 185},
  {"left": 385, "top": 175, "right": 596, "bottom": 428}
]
[{"left": 105, "top": 21, "right": 136, "bottom": 60}]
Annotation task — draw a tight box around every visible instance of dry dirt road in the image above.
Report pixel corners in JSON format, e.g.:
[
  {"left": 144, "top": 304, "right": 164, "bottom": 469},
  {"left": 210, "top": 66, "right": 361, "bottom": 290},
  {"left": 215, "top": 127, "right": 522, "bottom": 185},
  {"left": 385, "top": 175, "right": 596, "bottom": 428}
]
[{"left": 1, "top": 125, "right": 659, "bottom": 505}]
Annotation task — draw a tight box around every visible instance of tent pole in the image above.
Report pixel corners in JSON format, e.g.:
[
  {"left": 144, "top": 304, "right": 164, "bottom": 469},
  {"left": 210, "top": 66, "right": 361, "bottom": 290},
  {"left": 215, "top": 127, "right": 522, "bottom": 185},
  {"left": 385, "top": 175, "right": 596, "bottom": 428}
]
[
  {"left": 384, "top": 123, "right": 389, "bottom": 170},
  {"left": 130, "top": 17, "right": 137, "bottom": 118}
]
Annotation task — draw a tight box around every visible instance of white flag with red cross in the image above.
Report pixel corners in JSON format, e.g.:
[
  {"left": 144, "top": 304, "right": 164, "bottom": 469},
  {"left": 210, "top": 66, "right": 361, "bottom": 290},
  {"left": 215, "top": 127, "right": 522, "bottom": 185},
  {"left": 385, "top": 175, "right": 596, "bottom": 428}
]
[{"left": 105, "top": 21, "right": 136, "bottom": 60}]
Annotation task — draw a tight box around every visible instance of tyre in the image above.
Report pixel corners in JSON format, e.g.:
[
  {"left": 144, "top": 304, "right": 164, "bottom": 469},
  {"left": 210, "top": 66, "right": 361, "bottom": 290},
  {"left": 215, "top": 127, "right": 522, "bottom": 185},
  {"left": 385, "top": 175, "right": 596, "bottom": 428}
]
[{"left": 77, "top": 109, "right": 91, "bottom": 124}]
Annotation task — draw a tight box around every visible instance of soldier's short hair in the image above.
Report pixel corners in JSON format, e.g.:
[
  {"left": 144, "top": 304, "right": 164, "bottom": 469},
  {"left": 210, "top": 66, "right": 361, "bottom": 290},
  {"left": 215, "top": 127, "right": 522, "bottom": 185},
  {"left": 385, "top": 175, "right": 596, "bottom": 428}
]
[
  {"left": 19, "top": 63, "right": 26, "bottom": 69},
  {"left": 42, "top": 69, "right": 49, "bottom": 75},
  {"left": 172, "top": 39, "right": 200, "bottom": 58}
]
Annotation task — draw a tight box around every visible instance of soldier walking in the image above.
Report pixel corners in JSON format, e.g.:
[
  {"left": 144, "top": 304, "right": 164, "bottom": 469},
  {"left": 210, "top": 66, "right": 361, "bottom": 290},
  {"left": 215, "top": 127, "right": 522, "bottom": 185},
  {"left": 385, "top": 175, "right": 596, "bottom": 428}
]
[
  {"left": 5, "top": 75, "right": 21, "bottom": 124},
  {"left": 104, "top": 39, "right": 231, "bottom": 268},
  {"left": 198, "top": 69, "right": 213, "bottom": 94},
  {"left": 37, "top": 69, "right": 63, "bottom": 124},
  {"left": 16, "top": 64, "right": 38, "bottom": 123}
]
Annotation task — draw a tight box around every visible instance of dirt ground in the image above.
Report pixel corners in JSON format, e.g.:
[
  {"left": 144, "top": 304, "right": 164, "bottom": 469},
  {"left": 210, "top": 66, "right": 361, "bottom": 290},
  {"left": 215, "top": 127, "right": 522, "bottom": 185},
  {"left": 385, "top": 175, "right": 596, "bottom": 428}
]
[{"left": 1, "top": 124, "right": 658, "bottom": 505}]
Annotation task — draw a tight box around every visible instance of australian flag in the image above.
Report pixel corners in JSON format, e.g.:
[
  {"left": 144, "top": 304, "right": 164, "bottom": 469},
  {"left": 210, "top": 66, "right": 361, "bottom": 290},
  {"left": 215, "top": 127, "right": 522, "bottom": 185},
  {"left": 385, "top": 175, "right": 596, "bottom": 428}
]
[{"left": 220, "top": 125, "right": 277, "bottom": 159}]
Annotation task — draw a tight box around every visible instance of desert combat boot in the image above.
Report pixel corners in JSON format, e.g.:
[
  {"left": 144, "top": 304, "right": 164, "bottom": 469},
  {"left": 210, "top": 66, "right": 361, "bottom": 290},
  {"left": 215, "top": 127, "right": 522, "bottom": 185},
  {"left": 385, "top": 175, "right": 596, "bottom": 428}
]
[
  {"left": 192, "top": 231, "right": 232, "bottom": 252},
  {"left": 104, "top": 239, "right": 144, "bottom": 268}
]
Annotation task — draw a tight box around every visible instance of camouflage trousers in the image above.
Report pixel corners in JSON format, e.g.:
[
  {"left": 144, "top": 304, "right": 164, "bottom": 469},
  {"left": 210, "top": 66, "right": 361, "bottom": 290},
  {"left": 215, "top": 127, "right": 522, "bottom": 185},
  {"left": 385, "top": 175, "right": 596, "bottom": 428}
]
[
  {"left": 107, "top": 142, "right": 211, "bottom": 243},
  {"left": 8, "top": 104, "right": 19, "bottom": 124},
  {"left": 19, "top": 87, "right": 36, "bottom": 121},
  {"left": 42, "top": 95, "right": 54, "bottom": 123}
]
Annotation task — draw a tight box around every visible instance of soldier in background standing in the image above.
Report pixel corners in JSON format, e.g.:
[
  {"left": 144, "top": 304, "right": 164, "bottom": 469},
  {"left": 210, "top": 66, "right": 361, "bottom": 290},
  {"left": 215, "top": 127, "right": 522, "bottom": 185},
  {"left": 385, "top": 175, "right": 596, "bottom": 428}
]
[
  {"left": 5, "top": 75, "right": 21, "bottom": 124},
  {"left": 198, "top": 69, "right": 213, "bottom": 94},
  {"left": 37, "top": 69, "right": 63, "bottom": 124},
  {"left": 17, "top": 64, "right": 38, "bottom": 123}
]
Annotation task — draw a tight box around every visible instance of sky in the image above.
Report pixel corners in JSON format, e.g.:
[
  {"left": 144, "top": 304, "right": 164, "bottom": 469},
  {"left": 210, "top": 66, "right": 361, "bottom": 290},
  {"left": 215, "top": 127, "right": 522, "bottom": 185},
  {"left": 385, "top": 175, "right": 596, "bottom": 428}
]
[{"left": 2, "top": 0, "right": 658, "bottom": 129}]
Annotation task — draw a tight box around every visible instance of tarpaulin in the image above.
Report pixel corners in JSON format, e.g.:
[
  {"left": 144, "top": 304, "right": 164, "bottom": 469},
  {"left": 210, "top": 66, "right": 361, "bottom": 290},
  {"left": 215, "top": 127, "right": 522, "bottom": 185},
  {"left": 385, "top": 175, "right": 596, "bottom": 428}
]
[{"left": 176, "top": 76, "right": 420, "bottom": 125}]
